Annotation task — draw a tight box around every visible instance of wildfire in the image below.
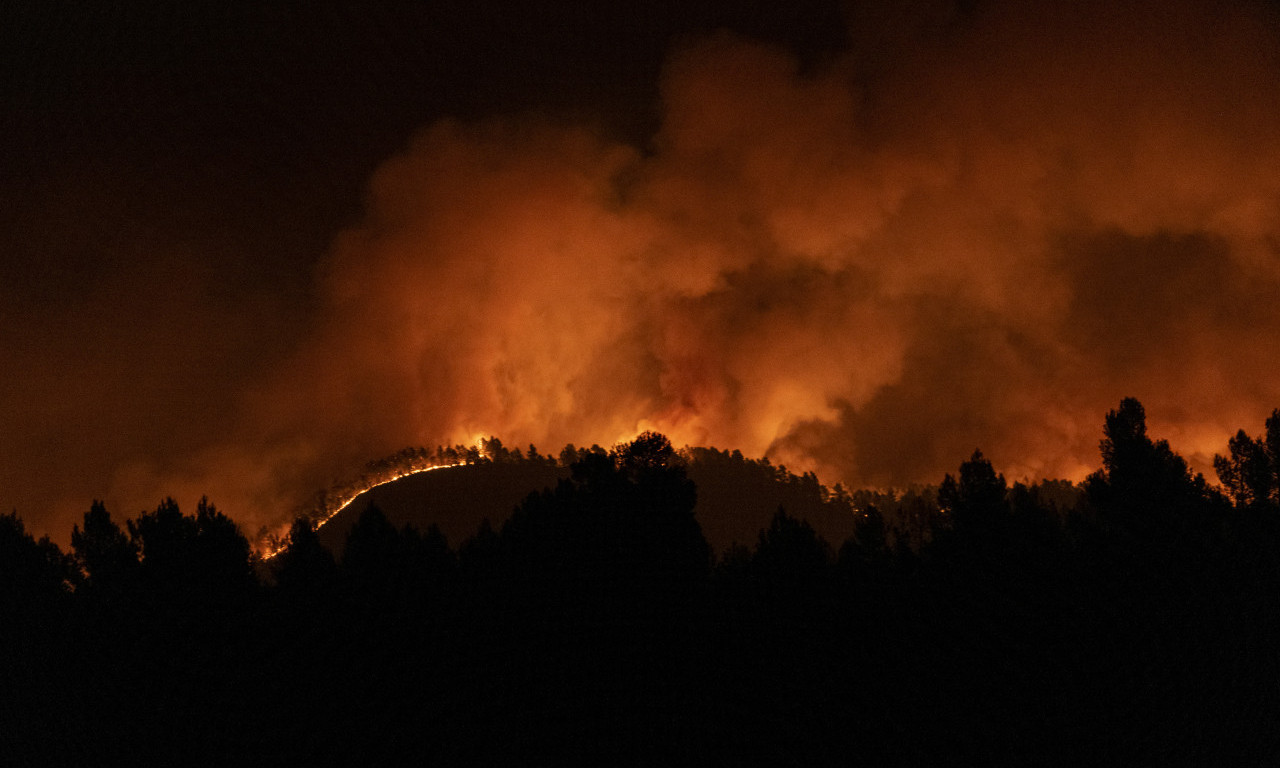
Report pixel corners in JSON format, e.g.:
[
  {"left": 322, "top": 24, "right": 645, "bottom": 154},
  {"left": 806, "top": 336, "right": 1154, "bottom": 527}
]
[
  {"left": 17, "top": 3, "right": 1280, "bottom": 549},
  {"left": 260, "top": 460, "right": 465, "bottom": 560}
]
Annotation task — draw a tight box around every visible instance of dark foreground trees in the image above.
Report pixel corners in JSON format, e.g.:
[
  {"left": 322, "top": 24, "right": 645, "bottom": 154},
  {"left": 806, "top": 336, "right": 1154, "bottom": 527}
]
[
  {"left": 0, "top": 511, "right": 74, "bottom": 606},
  {"left": 4, "top": 408, "right": 1280, "bottom": 764},
  {"left": 500, "top": 430, "right": 709, "bottom": 588},
  {"left": 70, "top": 501, "right": 137, "bottom": 596},
  {"left": 1215, "top": 408, "right": 1280, "bottom": 511}
]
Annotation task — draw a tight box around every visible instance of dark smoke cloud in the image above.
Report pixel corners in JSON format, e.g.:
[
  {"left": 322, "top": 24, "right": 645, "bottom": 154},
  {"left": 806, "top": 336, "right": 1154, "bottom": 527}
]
[{"left": 7, "top": 0, "right": 1280, "bottom": 542}]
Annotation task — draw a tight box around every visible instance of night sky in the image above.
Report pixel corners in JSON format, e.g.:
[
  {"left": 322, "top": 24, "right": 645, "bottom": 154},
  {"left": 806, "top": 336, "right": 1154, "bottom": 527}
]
[{"left": 5, "top": 0, "right": 1280, "bottom": 543}]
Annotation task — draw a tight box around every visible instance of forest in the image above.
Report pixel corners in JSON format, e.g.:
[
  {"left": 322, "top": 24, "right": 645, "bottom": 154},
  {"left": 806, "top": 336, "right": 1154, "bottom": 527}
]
[{"left": 3, "top": 398, "right": 1280, "bottom": 765}]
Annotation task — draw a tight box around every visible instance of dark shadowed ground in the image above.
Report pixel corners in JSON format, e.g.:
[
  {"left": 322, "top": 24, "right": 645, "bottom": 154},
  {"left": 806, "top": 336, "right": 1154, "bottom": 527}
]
[{"left": 318, "top": 450, "right": 859, "bottom": 555}]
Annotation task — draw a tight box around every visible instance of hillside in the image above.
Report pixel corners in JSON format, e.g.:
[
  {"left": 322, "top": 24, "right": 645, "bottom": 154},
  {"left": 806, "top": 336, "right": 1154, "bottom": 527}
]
[
  {"left": 314, "top": 460, "right": 565, "bottom": 555},
  {"left": 315, "top": 447, "right": 860, "bottom": 556}
]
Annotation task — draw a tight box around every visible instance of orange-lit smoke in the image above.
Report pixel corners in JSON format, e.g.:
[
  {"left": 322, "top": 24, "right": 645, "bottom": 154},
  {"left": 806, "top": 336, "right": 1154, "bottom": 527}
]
[{"left": 22, "top": 0, "right": 1280, "bottom": 539}]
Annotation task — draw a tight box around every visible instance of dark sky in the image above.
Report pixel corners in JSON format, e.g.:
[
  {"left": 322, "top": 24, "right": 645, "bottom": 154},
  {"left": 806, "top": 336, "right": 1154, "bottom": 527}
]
[
  {"left": 2, "top": 1, "right": 849, "bottom": 302},
  {"left": 5, "top": 0, "right": 1280, "bottom": 544}
]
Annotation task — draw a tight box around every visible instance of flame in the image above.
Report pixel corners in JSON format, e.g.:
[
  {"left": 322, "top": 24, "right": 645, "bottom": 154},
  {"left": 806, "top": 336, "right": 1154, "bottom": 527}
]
[
  {"left": 10, "top": 2, "right": 1280, "bottom": 545},
  {"left": 230, "top": 11, "right": 1280, "bottom": 544},
  {"left": 260, "top": 461, "right": 466, "bottom": 560}
]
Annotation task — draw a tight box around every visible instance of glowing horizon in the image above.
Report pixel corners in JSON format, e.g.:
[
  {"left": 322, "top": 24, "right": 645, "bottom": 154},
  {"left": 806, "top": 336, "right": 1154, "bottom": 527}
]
[{"left": 6, "top": 1, "right": 1280, "bottom": 546}]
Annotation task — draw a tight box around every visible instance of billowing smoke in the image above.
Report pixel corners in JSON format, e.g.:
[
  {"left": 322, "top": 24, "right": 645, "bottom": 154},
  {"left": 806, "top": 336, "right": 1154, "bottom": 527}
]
[{"left": 11, "top": 0, "right": 1280, "bottom": 540}]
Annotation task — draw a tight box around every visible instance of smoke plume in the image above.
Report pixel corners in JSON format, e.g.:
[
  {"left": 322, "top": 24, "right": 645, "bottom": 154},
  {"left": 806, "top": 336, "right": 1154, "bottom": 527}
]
[{"left": 10, "top": 0, "right": 1280, "bottom": 540}]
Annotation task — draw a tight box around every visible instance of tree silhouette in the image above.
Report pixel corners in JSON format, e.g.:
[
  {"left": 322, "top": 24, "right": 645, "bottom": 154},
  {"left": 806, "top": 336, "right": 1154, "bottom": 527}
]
[
  {"left": 274, "top": 516, "right": 337, "bottom": 594},
  {"left": 939, "top": 450, "right": 1006, "bottom": 525},
  {"left": 193, "top": 499, "right": 255, "bottom": 590},
  {"left": 0, "top": 512, "right": 78, "bottom": 768},
  {"left": 0, "top": 511, "right": 73, "bottom": 604},
  {"left": 71, "top": 500, "right": 138, "bottom": 595},
  {"left": 1006, "top": 481, "right": 1068, "bottom": 554},
  {"left": 128, "top": 498, "right": 191, "bottom": 579},
  {"left": 852, "top": 503, "right": 887, "bottom": 554},
  {"left": 938, "top": 450, "right": 1011, "bottom": 556},
  {"left": 1084, "top": 398, "right": 1219, "bottom": 546},
  {"left": 1214, "top": 409, "right": 1280, "bottom": 511},
  {"left": 341, "top": 504, "right": 402, "bottom": 585},
  {"left": 127, "top": 497, "right": 254, "bottom": 600},
  {"left": 502, "top": 431, "right": 709, "bottom": 587},
  {"left": 751, "top": 507, "right": 831, "bottom": 588},
  {"left": 5, "top": 401, "right": 1280, "bottom": 762},
  {"left": 837, "top": 504, "right": 892, "bottom": 583}
]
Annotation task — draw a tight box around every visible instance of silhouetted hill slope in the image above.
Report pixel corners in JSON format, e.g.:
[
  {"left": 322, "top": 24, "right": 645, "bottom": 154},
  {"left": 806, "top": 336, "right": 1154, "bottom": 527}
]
[
  {"left": 316, "top": 447, "right": 858, "bottom": 555},
  {"left": 16, "top": 407, "right": 1280, "bottom": 763},
  {"left": 683, "top": 448, "right": 857, "bottom": 550},
  {"left": 315, "top": 461, "right": 565, "bottom": 554}
]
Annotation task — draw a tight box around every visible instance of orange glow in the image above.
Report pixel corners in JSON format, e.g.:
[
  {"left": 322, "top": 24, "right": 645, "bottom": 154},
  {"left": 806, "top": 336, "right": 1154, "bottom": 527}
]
[
  {"left": 10, "top": 1, "right": 1280, "bottom": 544},
  {"left": 261, "top": 461, "right": 465, "bottom": 559},
  {"left": 153, "top": 7, "right": 1280, "bottom": 537}
]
